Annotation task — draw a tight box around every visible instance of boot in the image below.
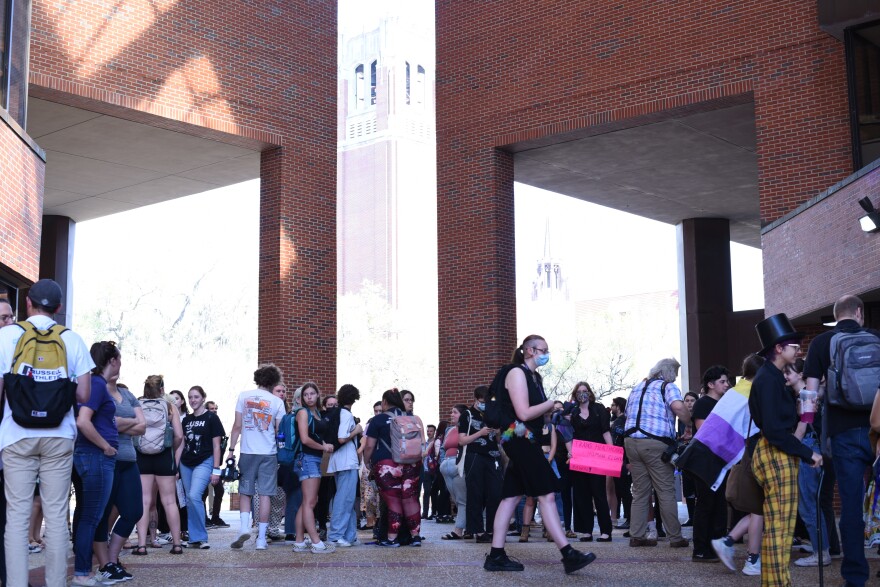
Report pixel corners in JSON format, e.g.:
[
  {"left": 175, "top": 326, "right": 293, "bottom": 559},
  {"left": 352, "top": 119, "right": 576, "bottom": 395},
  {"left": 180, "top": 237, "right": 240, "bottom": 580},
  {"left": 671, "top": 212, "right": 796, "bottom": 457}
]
[{"left": 519, "top": 524, "right": 530, "bottom": 543}]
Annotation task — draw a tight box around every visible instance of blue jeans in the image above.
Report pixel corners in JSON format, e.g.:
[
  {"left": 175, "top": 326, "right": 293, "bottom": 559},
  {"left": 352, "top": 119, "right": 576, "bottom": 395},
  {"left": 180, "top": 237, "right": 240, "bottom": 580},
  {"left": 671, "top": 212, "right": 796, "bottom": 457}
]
[
  {"left": 72, "top": 448, "right": 115, "bottom": 575},
  {"left": 798, "top": 434, "right": 828, "bottom": 553},
  {"left": 282, "top": 467, "right": 302, "bottom": 535},
  {"left": 328, "top": 468, "right": 359, "bottom": 543},
  {"left": 831, "top": 427, "right": 873, "bottom": 587},
  {"left": 180, "top": 456, "right": 214, "bottom": 543}
]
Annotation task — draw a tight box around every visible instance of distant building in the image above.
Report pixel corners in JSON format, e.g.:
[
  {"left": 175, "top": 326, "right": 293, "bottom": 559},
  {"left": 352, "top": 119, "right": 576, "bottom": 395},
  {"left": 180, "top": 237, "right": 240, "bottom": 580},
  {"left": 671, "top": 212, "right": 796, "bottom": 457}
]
[{"left": 531, "top": 219, "right": 569, "bottom": 303}]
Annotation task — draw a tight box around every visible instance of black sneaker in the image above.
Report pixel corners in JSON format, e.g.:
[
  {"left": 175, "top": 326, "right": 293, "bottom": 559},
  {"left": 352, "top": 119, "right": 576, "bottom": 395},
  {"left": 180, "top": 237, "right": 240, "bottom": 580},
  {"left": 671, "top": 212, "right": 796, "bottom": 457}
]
[
  {"left": 211, "top": 518, "right": 230, "bottom": 528},
  {"left": 475, "top": 533, "right": 493, "bottom": 543},
  {"left": 484, "top": 552, "right": 525, "bottom": 572},
  {"left": 110, "top": 562, "right": 133, "bottom": 582},
  {"left": 561, "top": 549, "right": 596, "bottom": 574},
  {"left": 692, "top": 552, "right": 720, "bottom": 562},
  {"left": 96, "top": 563, "right": 125, "bottom": 584},
  {"left": 377, "top": 538, "right": 400, "bottom": 547}
]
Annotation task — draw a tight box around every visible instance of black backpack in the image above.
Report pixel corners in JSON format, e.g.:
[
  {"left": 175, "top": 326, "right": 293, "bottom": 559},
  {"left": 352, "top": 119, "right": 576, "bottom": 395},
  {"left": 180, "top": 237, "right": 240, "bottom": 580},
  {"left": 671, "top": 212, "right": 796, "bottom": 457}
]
[{"left": 324, "top": 406, "right": 346, "bottom": 449}]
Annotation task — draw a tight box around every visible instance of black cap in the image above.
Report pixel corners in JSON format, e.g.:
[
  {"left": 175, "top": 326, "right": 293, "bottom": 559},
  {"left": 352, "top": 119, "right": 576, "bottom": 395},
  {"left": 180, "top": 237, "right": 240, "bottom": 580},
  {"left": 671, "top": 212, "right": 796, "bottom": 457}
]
[
  {"left": 755, "top": 313, "right": 803, "bottom": 356},
  {"left": 28, "top": 279, "right": 63, "bottom": 309}
]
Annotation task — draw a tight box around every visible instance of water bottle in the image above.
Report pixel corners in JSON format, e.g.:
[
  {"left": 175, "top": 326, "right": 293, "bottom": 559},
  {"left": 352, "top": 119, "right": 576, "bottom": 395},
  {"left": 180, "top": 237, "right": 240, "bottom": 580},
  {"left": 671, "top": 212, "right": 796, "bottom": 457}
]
[
  {"left": 799, "top": 389, "right": 817, "bottom": 423},
  {"left": 276, "top": 431, "right": 285, "bottom": 450}
]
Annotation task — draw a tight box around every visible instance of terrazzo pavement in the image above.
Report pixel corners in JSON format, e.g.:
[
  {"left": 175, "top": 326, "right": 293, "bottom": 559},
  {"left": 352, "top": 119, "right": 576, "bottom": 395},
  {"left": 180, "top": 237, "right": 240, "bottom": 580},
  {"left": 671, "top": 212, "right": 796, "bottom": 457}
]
[{"left": 26, "top": 510, "right": 868, "bottom": 587}]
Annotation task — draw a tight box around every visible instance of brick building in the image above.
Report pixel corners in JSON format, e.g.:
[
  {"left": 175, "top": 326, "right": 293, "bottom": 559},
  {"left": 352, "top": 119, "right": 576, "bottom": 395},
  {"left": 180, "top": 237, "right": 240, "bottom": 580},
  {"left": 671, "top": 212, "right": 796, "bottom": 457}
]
[
  {"left": 0, "top": 0, "right": 337, "bottom": 388},
  {"left": 435, "top": 1, "right": 880, "bottom": 409}
]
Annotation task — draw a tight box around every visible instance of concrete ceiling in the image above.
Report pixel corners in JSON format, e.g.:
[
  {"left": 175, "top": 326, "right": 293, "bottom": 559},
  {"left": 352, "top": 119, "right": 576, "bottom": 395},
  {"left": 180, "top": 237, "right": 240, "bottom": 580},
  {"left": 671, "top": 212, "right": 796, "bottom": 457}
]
[
  {"left": 27, "top": 98, "right": 260, "bottom": 222},
  {"left": 514, "top": 103, "right": 760, "bottom": 247}
]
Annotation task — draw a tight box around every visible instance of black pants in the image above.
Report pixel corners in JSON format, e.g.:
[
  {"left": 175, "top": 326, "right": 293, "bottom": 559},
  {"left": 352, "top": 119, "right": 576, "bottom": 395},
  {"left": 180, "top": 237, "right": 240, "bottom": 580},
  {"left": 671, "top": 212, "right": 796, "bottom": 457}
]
[
  {"left": 820, "top": 455, "right": 841, "bottom": 553},
  {"left": 315, "top": 476, "right": 336, "bottom": 531},
  {"left": 421, "top": 471, "right": 434, "bottom": 517},
  {"left": 571, "top": 470, "right": 612, "bottom": 535},
  {"left": 202, "top": 482, "right": 225, "bottom": 521},
  {"left": 464, "top": 452, "right": 501, "bottom": 535},
  {"left": 0, "top": 469, "right": 6, "bottom": 585},
  {"left": 557, "top": 461, "right": 573, "bottom": 531},
  {"left": 613, "top": 465, "right": 632, "bottom": 521},
  {"left": 693, "top": 476, "right": 728, "bottom": 556},
  {"left": 429, "top": 472, "right": 450, "bottom": 517}
]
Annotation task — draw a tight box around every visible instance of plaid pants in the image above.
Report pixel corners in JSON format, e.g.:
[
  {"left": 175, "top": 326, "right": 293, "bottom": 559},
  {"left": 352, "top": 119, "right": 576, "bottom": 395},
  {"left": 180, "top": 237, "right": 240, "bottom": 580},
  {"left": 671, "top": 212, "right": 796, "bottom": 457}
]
[{"left": 752, "top": 437, "right": 799, "bottom": 587}]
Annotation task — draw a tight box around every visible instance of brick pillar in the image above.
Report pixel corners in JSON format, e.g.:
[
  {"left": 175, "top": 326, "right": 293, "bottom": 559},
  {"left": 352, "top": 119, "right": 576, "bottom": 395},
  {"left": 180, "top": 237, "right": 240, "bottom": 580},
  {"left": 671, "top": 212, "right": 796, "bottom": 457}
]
[
  {"left": 38, "top": 215, "right": 75, "bottom": 326},
  {"left": 677, "top": 218, "right": 733, "bottom": 394},
  {"left": 259, "top": 147, "right": 336, "bottom": 393},
  {"left": 437, "top": 147, "right": 517, "bottom": 414}
]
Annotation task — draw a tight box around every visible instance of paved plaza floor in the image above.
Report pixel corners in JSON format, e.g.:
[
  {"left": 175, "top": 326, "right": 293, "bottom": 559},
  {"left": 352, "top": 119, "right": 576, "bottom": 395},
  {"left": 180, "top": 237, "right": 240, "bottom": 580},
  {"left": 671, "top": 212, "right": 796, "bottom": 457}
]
[{"left": 27, "top": 510, "right": 868, "bottom": 586}]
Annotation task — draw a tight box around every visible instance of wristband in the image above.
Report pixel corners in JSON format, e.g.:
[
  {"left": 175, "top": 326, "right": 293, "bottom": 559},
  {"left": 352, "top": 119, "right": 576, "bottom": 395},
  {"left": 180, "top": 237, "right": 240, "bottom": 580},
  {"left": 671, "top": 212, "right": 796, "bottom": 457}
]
[{"left": 212, "top": 468, "right": 222, "bottom": 475}]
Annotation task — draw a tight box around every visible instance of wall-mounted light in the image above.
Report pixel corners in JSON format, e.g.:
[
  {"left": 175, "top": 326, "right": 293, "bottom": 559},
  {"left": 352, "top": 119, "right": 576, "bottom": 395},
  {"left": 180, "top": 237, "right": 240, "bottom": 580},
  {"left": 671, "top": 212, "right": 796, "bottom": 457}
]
[{"left": 858, "top": 196, "right": 880, "bottom": 232}]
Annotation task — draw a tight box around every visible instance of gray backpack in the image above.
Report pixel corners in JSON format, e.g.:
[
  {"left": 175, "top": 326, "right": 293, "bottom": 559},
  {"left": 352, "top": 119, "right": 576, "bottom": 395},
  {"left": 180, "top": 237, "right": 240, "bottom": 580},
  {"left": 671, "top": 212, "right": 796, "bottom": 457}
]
[{"left": 827, "top": 329, "right": 880, "bottom": 410}]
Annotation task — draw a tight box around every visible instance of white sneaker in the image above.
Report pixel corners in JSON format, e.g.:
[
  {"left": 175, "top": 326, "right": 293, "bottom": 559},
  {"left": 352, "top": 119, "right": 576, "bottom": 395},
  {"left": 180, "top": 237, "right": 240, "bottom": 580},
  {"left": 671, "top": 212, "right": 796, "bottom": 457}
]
[
  {"left": 332, "top": 539, "right": 352, "bottom": 547},
  {"left": 742, "top": 557, "right": 761, "bottom": 576},
  {"left": 70, "top": 576, "right": 105, "bottom": 586},
  {"left": 255, "top": 539, "right": 268, "bottom": 550},
  {"left": 310, "top": 541, "right": 335, "bottom": 554},
  {"left": 794, "top": 552, "right": 831, "bottom": 567},
  {"left": 711, "top": 538, "right": 735, "bottom": 571}
]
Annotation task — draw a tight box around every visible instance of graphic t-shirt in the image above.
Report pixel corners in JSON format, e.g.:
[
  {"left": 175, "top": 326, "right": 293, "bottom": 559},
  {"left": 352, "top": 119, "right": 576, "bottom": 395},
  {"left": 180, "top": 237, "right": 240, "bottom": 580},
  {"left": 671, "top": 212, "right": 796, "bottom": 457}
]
[
  {"left": 181, "top": 411, "right": 225, "bottom": 467},
  {"left": 458, "top": 406, "right": 501, "bottom": 458},
  {"left": 234, "top": 388, "right": 286, "bottom": 455},
  {"left": 76, "top": 374, "right": 119, "bottom": 452}
]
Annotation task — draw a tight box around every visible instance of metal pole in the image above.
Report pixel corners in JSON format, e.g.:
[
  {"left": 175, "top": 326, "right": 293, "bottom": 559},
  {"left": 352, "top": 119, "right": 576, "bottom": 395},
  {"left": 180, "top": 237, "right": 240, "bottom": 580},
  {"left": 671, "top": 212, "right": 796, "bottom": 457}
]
[{"left": 817, "top": 467, "right": 825, "bottom": 587}]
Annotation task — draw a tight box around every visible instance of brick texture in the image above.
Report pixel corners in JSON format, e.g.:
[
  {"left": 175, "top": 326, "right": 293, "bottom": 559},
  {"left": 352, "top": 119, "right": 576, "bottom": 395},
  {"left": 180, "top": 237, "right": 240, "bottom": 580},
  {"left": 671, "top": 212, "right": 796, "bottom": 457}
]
[
  {"left": 0, "top": 121, "right": 44, "bottom": 282},
  {"left": 21, "top": 0, "right": 337, "bottom": 389},
  {"left": 436, "top": 1, "right": 854, "bottom": 413}
]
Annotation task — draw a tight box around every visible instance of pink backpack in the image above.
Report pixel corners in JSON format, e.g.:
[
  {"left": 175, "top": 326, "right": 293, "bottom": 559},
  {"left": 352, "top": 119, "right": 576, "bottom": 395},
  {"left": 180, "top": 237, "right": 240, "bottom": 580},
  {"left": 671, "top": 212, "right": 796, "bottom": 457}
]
[{"left": 382, "top": 413, "right": 424, "bottom": 464}]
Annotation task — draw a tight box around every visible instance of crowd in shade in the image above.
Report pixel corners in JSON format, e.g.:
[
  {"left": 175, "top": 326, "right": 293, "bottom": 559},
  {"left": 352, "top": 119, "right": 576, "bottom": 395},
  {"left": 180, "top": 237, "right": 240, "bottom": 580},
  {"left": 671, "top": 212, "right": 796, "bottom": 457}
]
[{"left": 0, "top": 281, "right": 878, "bottom": 587}]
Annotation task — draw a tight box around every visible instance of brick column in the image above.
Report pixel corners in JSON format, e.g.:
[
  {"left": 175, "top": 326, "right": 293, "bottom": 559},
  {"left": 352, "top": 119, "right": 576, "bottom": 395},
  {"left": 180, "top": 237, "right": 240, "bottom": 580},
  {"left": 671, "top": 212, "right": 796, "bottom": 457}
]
[
  {"left": 437, "top": 147, "right": 517, "bottom": 414},
  {"left": 38, "top": 215, "right": 75, "bottom": 326},
  {"left": 259, "top": 147, "right": 336, "bottom": 392}
]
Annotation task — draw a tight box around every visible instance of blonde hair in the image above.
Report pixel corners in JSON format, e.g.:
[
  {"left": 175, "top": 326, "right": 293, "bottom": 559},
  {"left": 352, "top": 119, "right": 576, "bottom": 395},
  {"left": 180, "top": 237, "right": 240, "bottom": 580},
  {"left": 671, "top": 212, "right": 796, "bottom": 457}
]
[{"left": 143, "top": 375, "right": 165, "bottom": 399}]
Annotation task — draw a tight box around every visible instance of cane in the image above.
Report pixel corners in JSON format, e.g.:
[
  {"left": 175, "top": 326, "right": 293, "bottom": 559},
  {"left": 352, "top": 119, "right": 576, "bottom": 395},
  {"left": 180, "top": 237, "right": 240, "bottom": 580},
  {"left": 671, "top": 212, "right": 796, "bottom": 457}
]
[{"left": 816, "top": 467, "right": 825, "bottom": 587}]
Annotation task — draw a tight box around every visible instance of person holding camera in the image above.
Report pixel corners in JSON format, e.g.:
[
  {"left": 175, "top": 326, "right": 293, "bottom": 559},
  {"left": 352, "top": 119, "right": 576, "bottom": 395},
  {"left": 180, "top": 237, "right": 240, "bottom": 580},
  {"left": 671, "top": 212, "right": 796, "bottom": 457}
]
[
  {"left": 570, "top": 382, "right": 613, "bottom": 542},
  {"left": 690, "top": 365, "right": 731, "bottom": 562},
  {"left": 623, "top": 358, "right": 692, "bottom": 548}
]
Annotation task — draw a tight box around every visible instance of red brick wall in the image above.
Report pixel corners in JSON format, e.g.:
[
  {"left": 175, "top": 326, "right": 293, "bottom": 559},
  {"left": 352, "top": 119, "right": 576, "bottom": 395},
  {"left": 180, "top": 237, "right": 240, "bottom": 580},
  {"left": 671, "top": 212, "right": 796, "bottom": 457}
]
[
  {"left": 0, "top": 120, "right": 45, "bottom": 283},
  {"left": 25, "top": 0, "right": 338, "bottom": 390},
  {"left": 763, "top": 163, "right": 880, "bottom": 318},
  {"left": 436, "top": 1, "right": 853, "bottom": 412}
]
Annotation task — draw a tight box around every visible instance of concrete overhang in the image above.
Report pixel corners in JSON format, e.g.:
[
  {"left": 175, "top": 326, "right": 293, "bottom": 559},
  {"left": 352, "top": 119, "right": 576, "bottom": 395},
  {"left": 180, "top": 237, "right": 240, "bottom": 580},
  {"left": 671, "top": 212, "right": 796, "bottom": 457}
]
[
  {"left": 27, "top": 98, "right": 260, "bottom": 222},
  {"left": 512, "top": 103, "right": 760, "bottom": 248}
]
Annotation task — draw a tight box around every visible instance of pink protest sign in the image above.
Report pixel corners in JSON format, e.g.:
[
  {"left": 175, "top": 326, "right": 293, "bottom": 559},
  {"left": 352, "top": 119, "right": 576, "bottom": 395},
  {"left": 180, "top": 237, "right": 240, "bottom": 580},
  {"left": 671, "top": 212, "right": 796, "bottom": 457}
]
[{"left": 569, "top": 440, "right": 624, "bottom": 478}]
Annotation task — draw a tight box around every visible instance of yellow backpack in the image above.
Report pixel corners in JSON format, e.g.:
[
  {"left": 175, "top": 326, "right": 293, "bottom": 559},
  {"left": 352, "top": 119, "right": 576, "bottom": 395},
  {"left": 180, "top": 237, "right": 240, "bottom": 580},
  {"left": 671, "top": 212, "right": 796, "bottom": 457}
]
[{"left": 2, "top": 321, "right": 77, "bottom": 428}]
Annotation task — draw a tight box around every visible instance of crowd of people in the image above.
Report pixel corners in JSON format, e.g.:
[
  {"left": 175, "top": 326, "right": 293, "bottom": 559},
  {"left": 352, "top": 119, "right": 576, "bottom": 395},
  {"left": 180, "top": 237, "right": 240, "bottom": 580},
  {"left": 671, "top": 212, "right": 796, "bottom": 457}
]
[{"left": 0, "top": 280, "right": 877, "bottom": 587}]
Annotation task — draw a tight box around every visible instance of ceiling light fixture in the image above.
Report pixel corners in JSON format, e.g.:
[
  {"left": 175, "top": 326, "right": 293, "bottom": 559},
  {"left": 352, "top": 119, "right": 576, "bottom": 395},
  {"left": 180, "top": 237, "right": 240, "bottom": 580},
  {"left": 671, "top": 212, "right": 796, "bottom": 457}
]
[{"left": 858, "top": 196, "right": 880, "bottom": 233}]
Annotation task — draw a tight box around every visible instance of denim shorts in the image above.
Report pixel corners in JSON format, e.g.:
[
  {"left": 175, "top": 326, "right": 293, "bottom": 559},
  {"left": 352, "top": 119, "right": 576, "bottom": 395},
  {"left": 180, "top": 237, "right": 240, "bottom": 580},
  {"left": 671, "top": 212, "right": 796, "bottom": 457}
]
[{"left": 293, "top": 453, "right": 323, "bottom": 480}]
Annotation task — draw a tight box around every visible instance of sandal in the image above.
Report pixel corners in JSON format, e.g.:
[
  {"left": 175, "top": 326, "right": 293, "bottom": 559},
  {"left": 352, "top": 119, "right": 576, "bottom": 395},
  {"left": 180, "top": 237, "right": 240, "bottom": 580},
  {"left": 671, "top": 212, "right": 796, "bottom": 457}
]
[
  {"left": 131, "top": 546, "right": 148, "bottom": 556},
  {"left": 441, "top": 532, "right": 463, "bottom": 540},
  {"left": 461, "top": 532, "right": 474, "bottom": 540},
  {"left": 170, "top": 544, "right": 184, "bottom": 555}
]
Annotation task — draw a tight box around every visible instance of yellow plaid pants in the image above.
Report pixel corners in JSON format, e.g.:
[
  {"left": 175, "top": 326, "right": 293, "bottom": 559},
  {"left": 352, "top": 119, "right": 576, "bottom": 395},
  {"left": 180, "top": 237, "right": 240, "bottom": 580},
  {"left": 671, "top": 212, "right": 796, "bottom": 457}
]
[{"left": 752, "top": 436, "right": 799, "bottom": 587}]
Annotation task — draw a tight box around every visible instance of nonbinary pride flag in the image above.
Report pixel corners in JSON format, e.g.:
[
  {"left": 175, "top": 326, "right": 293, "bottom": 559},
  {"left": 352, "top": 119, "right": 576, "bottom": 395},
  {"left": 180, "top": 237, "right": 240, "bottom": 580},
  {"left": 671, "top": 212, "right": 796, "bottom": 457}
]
[{"left": 569, "top": 440, "right": 624, "bottom": 478}]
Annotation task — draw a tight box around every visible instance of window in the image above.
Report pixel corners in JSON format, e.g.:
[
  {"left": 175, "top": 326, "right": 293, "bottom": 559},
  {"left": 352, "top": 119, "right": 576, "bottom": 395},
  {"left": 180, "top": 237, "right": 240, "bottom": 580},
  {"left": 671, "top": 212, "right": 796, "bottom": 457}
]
[
  {"left": 0, "top": 0, "right": 32, "bottom": 128},
  {"left": 354, "top": 64, "right": 365, "bottom": 109},
  {"left": 847, "top": 23, "right": 880, "bottom": 169},
  {"left": 405, "top": 61, "right": 410, "bottom": 105},
  {"left": 370, "top": 60, "right": 377, "bottom": 106},
  {"left": 416, "top": 65, "right": 426, "bottom": 108}
]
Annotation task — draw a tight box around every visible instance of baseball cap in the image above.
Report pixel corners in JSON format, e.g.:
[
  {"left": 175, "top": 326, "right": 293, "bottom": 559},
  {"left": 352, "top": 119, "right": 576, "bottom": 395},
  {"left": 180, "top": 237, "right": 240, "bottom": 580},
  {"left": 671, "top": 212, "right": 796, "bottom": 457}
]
[{"left": 28, "top": 279, "right": 63, "bottom": 309}]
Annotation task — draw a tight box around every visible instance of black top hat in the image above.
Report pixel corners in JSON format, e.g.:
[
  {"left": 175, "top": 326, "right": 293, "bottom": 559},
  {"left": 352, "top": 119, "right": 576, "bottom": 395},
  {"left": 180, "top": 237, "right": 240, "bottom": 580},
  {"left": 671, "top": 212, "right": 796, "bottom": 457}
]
[{"left": 755, "top": 313, "right": 803, "bottom": 356}]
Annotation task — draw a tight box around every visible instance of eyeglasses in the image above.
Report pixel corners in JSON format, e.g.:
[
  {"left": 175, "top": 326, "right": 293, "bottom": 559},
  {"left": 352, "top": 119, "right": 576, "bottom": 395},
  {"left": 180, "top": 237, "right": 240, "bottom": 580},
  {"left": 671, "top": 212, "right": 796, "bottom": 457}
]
[
  {"left": 0, "top": 314, "right": 14, "bottom": 322},
  {"left": 403, "top": 398, "right": 414, "bottom": 403},
  {"left": 530, "top": 347, "right": 550, "bottom": 354},
  {"left": 786, "top": 344, "right": 801, "bottom": 352}
]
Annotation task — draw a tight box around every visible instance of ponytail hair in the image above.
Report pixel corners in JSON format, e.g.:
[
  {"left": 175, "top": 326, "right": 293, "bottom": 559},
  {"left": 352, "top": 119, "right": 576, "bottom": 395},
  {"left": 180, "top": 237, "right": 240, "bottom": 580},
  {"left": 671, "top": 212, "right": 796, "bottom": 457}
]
[
  {"left": 512, "top": 334, "right": 546, "bottom": 364},
  {"left": 90, "top": 341, "right": 120, "bottom": 375},
  {"left": 382, "top": 388, "right": 406, "bottom": 412}
]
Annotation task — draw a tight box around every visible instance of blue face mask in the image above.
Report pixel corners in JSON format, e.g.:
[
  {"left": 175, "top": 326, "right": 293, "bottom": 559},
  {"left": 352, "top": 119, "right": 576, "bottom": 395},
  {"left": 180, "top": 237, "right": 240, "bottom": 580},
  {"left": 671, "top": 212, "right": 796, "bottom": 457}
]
[
  {"left": 475, "top": 402, "right": 486, "bottom": 411},
  {"left": 535, "top": 354, "right": 550, "bottom": 367}
]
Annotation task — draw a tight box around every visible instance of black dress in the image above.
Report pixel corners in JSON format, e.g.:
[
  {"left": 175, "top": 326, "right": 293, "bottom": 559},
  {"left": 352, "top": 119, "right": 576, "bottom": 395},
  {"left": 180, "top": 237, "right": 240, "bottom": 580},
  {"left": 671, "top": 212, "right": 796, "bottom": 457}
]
[{"left": 570, "top": 402, "right": 613, "bottom": 536}]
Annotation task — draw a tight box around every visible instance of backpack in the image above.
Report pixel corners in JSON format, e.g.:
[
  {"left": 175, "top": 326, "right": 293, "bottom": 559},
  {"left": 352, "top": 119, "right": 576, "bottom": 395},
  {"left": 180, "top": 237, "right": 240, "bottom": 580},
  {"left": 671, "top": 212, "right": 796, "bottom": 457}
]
[
  {"left": 136, "top": 398, "right": 174, "bottom": 454},
  {"left": 324, "top": 406, "right": 346, "bottom": 450},
  {"left": 827, "top": 329, "right": 880, "bottom": 410},
  {"left": 277, "top": 407, "right": 313, "bottom": 466},
  {"left": 2, "top": 321, "right": 77, "bottom": 428},
  {"left": 380, "top": 412, "right": 424, "bottom": 464}
]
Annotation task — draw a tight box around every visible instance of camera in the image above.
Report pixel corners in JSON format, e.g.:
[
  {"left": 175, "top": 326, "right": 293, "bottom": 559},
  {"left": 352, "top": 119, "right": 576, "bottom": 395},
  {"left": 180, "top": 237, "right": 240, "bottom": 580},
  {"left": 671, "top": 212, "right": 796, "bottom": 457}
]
[{"left": 660, "top": 441, "right": 684, "bottom": 466}]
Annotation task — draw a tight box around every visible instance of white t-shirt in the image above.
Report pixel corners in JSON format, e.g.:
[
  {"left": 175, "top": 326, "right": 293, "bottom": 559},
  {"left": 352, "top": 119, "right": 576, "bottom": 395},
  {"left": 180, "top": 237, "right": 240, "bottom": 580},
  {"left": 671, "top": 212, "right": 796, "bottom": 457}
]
[
  {"left": 328, "top": 408, "right": 359, "bottom": 473},
  {"left": 0, "top": 315, "right": 95, "bottom": 450},
  {"left": 235, "top": 388, "right": 286, "bottom": 455}
]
